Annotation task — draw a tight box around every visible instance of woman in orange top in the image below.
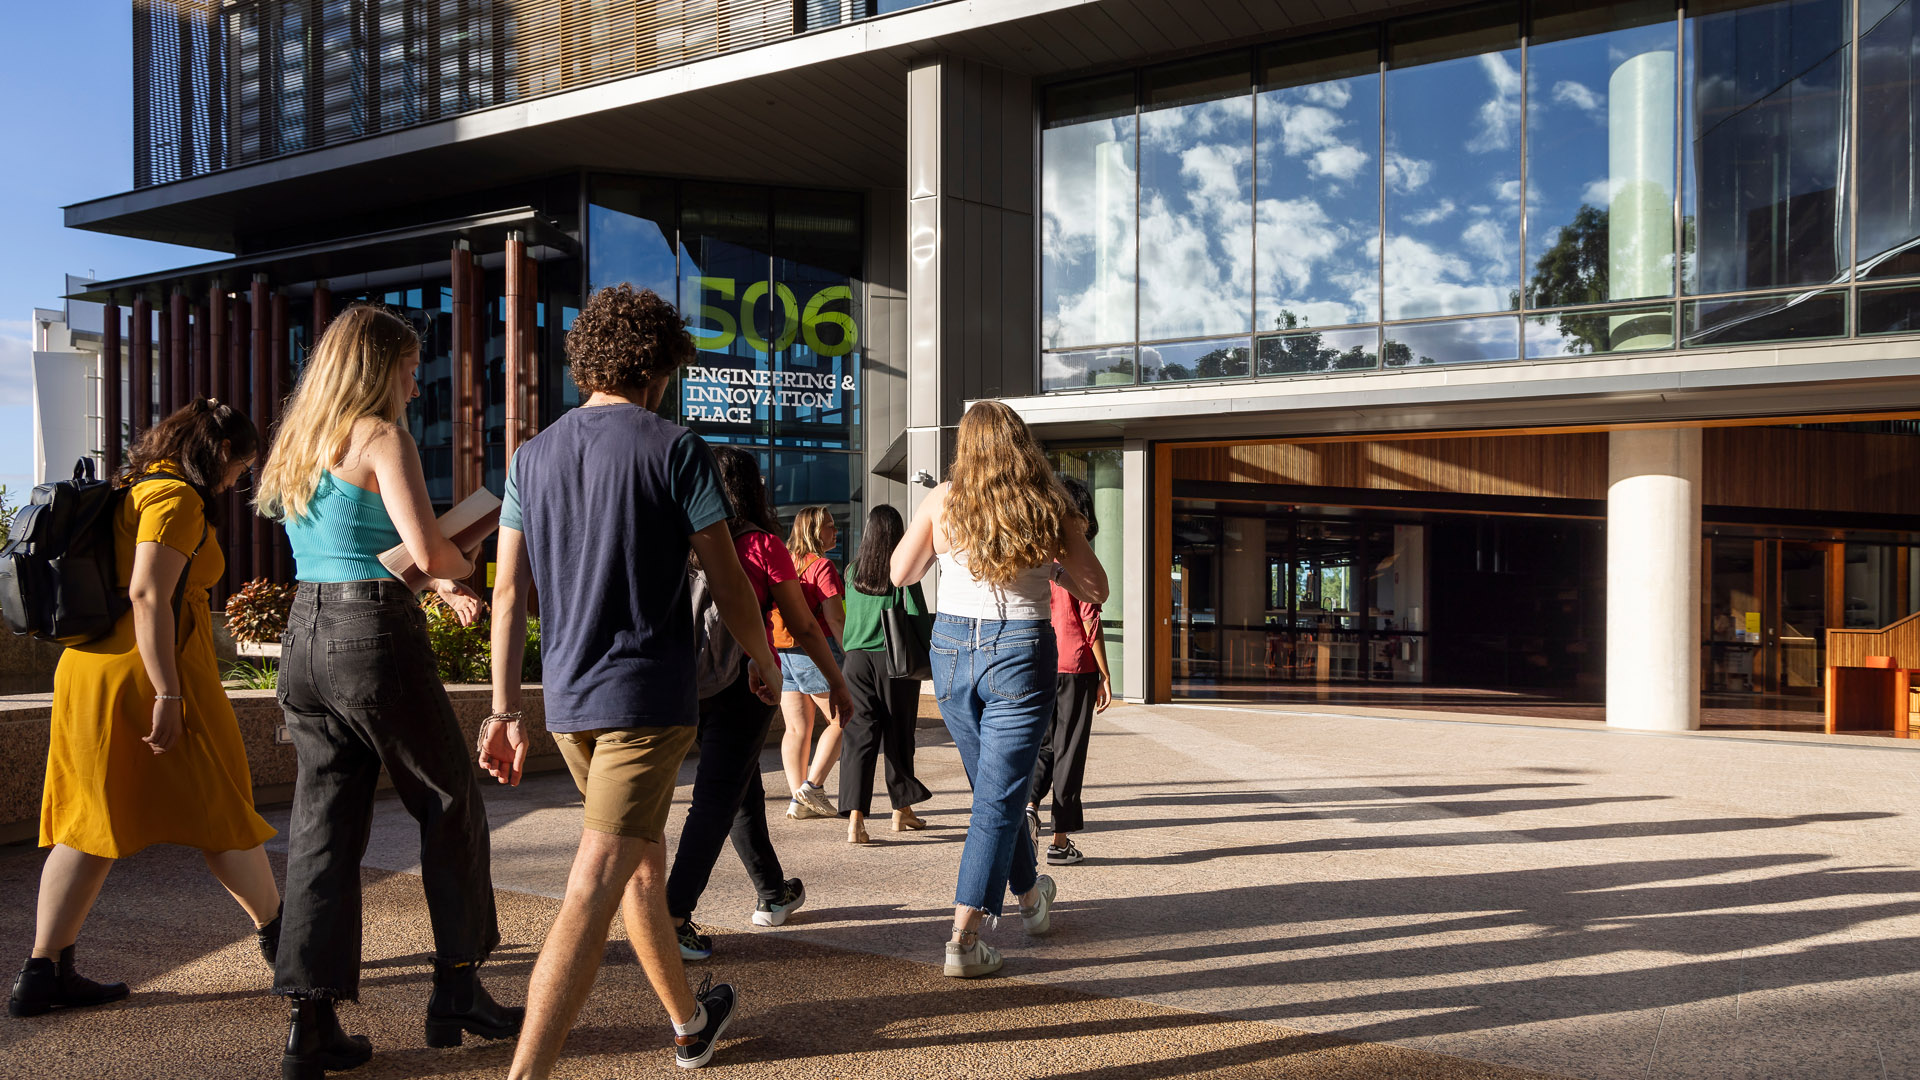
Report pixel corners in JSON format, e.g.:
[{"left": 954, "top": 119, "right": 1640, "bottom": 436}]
[
  {"left": 774, "top": 506, "right": 848, "bottom": 819},
  {"left": 11, "top": 400, "right": 279, "bottom": 1018}
]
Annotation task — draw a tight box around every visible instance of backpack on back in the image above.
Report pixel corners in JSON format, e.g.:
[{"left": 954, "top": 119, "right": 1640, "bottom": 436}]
[
  {"left": 688, "top": 523, "right": 767, "bottom": 700},
  {"left": 0, "top": 459, "right": 203, "bottom": 647}
]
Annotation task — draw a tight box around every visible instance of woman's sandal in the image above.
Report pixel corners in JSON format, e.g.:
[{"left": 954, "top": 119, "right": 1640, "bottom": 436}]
[
  {"left": 848, "top": 820, "right": 873, "bottom": 845},
  {"left": 891, "top": 807, "right": 926, "bottom": 831}
]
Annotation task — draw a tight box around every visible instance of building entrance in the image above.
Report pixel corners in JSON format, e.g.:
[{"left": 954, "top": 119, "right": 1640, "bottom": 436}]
[{"left": 1705, "top": 539, "right": 1833, "bottom": 699}]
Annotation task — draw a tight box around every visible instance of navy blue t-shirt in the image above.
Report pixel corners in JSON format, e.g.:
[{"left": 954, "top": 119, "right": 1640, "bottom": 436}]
[{"left": 501, "top": 404, "right": 728, "bottom": 731}]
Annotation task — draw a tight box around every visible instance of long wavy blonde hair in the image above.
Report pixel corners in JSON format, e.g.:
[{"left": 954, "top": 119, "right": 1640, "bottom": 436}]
[
  {"left": 942, "top": 400, "right": 1072, "bottom": 587},
  {"left": 787, "top": 506, "right": 835, "bottom": 560},
  {"left": 255, "top": 304, "right": 420, "bottom": 521}
]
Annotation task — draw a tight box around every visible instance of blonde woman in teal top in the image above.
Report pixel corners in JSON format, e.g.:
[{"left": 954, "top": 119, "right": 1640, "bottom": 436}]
[{"left": 282, "top": 470, "right": 404, "bottom": 582}]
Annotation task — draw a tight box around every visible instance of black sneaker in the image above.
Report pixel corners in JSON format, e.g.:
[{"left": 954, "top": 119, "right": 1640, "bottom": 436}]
[
  {"left": 675, "top": 919, "right": 713, "bottom": 961},
  {"left": 1047, "top": 839, "right": 1085, "bottom": 865},
  {"left": 673, "top": 978, "right": 738, "bottom": 1069},
  {"left": 751, "top": 878, "right": 806, "bottom": 927}
]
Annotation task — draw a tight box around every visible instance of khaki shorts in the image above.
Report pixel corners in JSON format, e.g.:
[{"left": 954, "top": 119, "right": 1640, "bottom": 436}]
[{"left": 552, "top": 725, "right": 698, "bottom": 841}]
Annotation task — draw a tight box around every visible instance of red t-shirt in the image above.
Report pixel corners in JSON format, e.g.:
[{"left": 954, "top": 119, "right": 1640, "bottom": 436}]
[
  {"left": 735, "top": 530, "right": 798, "bottom": 652},
  {"left": 1050, "top": 581, "right": 1102, "bottom": 675},
  {"left": 771, "top": 553, "right": 844, "bottom": 649}
]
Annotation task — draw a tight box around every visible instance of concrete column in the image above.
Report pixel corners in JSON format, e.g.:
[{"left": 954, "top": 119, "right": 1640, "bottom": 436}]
[
  {"left": 504, "top": 231, "right": 526, "bottom": 463},
  {"left": 1607, "top": 427, "right": 1702, "bottom": 731},
  {"left": 1608, "top": 48, "right": 1676, "bottom": 349},
  {"left": 1121, "top": 439, "right": 1149, "bottom": 702},
  {"left": 1092, "top": 454, "right": 1125, "bottom": 690}
]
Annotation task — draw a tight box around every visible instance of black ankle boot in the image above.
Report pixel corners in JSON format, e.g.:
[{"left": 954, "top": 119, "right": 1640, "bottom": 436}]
[
  {"left": 424, "top": 960, "right": 524, "bottom": 1047},
  {"left": 8, "top": 945, "right": 129, "bottom": 1017},
  {"left": 282, "top": 997, "right": 372, "bottom": 1080},
  {"left": 257, "top": 905, "right": 284, "bottom": 968}
]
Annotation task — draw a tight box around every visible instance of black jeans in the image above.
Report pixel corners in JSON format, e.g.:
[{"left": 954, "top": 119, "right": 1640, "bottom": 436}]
[
  {"left": 1030, "top": 671, "right": 1100, "bottom": 834},
  {"left": 273, "top": 580, "right": 500, "bottom": 1000},
  {"left": 665, "top": 665, "right": 786, "bottom": 920},
  {"left": 838, "top": 649, "right": 931, "bottom": 816}
]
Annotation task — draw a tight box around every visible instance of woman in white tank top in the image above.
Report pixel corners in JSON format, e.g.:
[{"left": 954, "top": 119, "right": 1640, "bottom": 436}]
[{"left": 891, "top": 401, "right": 1107, "bottom": 978}]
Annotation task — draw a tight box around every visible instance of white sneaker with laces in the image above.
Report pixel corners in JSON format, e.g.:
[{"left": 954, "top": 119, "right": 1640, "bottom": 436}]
[
  {"left": 943, "top": 937, "right": 1003, "bottom": 978},
  {"left": 1020, "top": 874, "right": 1057, "bottom": 936}
]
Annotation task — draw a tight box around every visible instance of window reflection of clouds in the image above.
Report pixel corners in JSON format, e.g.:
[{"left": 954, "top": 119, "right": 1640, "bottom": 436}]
[
  {"left": 1384, "top": 315, "right": 1520, "bottom": 366},
  {"left": 1857, "top": 0, "right": 1920, "bottom": 277},
  {"left": 1140, "top": 338, "right": 1252, "bottom": 382},
  {"left": 1384, "top": 11, "right": 1522, "bottom": 321},
  {"left": 1256, "top": 34, "right": 1382, "bottom": 330},
  {"left": 1041, "top": 76, "right": 1137, "bottom": 350},
  {"left": 1139, "top": 60, "right": 1254, "bottom": 341}
]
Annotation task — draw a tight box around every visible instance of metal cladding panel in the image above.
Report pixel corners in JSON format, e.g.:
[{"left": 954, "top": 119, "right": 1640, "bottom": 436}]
[
  {"left": 1000, "top": 210, "right": 1034, "bottom": 400},
  {"left": 906, "top": 193, "right": 940, "bottom": 430}
]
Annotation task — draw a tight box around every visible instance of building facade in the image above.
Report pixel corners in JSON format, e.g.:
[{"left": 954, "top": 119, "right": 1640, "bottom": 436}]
[{"left": 69, "top": 0, "right": 1920, "bottom": 731}]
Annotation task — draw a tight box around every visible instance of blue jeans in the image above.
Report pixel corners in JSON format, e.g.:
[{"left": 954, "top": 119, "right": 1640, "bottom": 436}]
[{"left": 929, "top": 614, "right": 1057, "bottom": 917}]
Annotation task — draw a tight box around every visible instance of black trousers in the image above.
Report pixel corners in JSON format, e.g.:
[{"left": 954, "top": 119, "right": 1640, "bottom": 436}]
[
  {"left": 1030, "top": 671, "right": 1100, "bottom": 834},
  {"left": 665, "top": 665, "right": 785, "bottom": 920},
  {"left": 273, "top": 580, "right": 499, "bottom": 1000},
  {"left": 837, "top": 649, "right": 932, "bottom": 816}
]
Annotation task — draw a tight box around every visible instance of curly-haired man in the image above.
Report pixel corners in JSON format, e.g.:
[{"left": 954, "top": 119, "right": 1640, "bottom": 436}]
[{"left": 480, "top": 284, "right": 781, "bottom": 1073}]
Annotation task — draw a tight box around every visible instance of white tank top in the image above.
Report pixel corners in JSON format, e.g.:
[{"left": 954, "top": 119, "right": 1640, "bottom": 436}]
[{"left": 935, "top": 548, "right": 1053, "bottom": 621}]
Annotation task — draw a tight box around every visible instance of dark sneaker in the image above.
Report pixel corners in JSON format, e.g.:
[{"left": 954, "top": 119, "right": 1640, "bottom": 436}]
[
  {"left": 752, "top": 878, "right": 806, "bottom": 927},
  {"left": 675, "top": 920, "right": 713, "bottom": 962},
  {"left": 1024, "top": 806, "right": 1042, "bottom": 851},
  {"left": 673, "top": 979, "right": 738, "bottom": 1069},
  {"left": 1047, "top": 839, "right": 1085, "bottom": 866}
]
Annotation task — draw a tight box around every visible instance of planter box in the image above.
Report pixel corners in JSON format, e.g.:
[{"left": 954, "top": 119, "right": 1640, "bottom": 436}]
[{"left": 235, "top": 641, "right": 283, "bottom": 659}]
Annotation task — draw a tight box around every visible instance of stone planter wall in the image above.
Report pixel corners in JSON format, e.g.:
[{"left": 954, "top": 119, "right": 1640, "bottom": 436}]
[{"left": 0, "top": 686, "right": 555, "bottom": 846}]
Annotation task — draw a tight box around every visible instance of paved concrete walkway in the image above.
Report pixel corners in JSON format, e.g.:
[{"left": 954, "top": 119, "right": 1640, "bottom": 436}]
[{"left": 6, "top": 702, "right": 1920, "bottom": 1078}]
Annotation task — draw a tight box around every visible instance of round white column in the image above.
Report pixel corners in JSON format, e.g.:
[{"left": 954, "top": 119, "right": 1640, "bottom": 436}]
[
  {"left": 1607, "top": 427, "right": 1702, "bottom": 731},
  {"left": 1607, "top": 48, "right": 1676, "bottom": 350}
]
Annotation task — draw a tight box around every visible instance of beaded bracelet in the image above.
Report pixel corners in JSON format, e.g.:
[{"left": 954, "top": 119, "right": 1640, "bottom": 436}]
[{"left": 154, "top": 694, "right": 184, "bottom": 702}]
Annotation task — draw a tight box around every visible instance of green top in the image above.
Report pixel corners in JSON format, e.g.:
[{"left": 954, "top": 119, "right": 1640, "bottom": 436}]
[
  {"left": 285, "top": 471, "right": 404, "bottom": 582},
  {"left": 841, "top": 582, "right": 928, "bottom": 653}
]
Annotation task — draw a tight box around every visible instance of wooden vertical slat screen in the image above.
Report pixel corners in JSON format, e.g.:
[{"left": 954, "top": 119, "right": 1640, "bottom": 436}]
[{"left": 142, "top": 0, "right": 802, "bottom": 187}]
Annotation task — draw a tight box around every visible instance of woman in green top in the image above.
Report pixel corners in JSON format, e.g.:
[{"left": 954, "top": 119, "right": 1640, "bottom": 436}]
[{"left": 837, "top": 505, "right": 934, "bottom": 844}]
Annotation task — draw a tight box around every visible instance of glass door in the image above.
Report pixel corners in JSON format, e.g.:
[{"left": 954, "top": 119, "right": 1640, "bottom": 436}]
[
  {"left": 1705, "top": 539, "right": 1833, "bottom": 697},
  {"left": 1772, "top": 542, "right": 1830, "bottom": 696}
]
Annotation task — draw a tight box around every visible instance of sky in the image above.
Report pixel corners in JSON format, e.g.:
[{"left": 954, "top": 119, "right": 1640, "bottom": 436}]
[{"left": 0, "top": 3, "right": 223, "bottom": 498}]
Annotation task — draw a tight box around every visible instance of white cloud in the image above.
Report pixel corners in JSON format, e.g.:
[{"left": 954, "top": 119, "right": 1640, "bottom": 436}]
[
  {"left": 1297, "top": 81, "right": 1353, "bottom": 109},
  {"left": 1385, "top": 152, "right": 1432, "bottom": 193},
  {"left": 1461, "top": 217, "right": 1510, "bottom": 263},
  {"left": 0, "top": 324, "right": 35, "bottom": 407},
  {"left": 1312, "top": 144, "right": 1370, "bottom": 181},
  {"left": 1382, "top": 234, "right": 1509, "bottom": 321},
  {"left": 1407, "top": 200, "right": 1458, "bottom": 226},
  {"left": 1552, "top": 79, "right": 1605, "bottom": 116},
  {"left": 1467, "top": 53, "right": 1522, "bottom": 153}
]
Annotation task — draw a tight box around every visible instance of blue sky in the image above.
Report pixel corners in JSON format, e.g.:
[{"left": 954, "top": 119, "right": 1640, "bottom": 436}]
[{"left": 0, "top": 3, "right": 222, "bottom": 497}]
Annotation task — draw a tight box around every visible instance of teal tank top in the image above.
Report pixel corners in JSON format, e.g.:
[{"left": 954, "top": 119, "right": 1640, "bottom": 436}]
[{"left": 285, "top": 472, "right": 405, "bottom": 582}]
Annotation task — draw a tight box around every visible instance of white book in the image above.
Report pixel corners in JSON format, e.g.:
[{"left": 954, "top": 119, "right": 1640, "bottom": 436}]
[{"left": 377, "top": 488, "right": 502, "bottom": 591}]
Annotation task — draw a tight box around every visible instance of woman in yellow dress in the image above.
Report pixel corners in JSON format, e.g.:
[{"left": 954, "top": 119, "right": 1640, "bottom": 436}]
[{"left": 9, "top": 399, "right": 281, "bottom": 1018}]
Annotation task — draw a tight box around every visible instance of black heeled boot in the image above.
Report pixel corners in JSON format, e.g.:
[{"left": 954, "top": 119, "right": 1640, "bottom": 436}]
[
  {"left": 257, "top": 905, "right": 284, "bottom": 967},
  {"left": 424, "top": 960, "right": 524, "bottom": 1048},
  {"left": 8, "top": 945, "right": 129, "bottom": 1017},
  {"left": 282, "top": 997, "right": 372, "bottom": 1080}
]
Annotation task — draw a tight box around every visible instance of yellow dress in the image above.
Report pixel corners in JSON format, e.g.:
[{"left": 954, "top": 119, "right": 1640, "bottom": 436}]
[{"left": 39, "top": 475, "right": 276, "bottom": 858}]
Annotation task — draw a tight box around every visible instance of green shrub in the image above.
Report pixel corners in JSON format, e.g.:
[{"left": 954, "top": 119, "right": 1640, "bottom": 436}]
[
  {"left": 223, "top": 659, "right": 278, "bottom": 690},
  {"left": 419, "top": 594, "right": 542, "bottom": 685}
]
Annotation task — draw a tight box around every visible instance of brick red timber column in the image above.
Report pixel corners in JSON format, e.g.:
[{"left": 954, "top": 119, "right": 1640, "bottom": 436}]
[
  {"left": 192, "top": 296, "right": 210, "bottom": 401},
  {"left": 129, "top": 297, "right": 152, "bottom": 440},
  {"left": 468, "top": 252, "right": 486, "bottom": 498},
  {"left": 225, "top": 291, "right": 249, "bottom": 594},
  {"left": 271, "top": 290, "right": 290, "bottom": 584},
  {"left": 312, "top": 281, "right": 332, "bottom": 337},
  {"left": 504, "top": 231, "right": 525, "bottom": 464},
  {"left": 156, "top": 304, "right": 173, "bottom": 420},
  {"left": 524, "top": 254, "right": 540, "bottom": 440},
  {"left": 249, "top": 274, "right": 270, "bottom": 584},
  {"left": 168, "top": 288, "right": 188, "bottom": 414},
  {"left": 101, "top": 303, "right": 122, "bottom": 477},
  {"left": 450, "top": 241, "right": 473, "bottom": 501}
]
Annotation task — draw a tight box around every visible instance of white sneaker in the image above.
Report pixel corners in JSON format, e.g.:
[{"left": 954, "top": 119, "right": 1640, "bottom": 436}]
[
  {"left": 795, "top": 783, "right": 836, "bottom": 817},
  {"left": 785, "top": 800, "right": 823, "bottom": 820},
  {"left": 1020, "top": 875, "right": 1057, "bottom": 937},
  {"left": 943, "top": 937, "right": 1003, "bottom": 978}
]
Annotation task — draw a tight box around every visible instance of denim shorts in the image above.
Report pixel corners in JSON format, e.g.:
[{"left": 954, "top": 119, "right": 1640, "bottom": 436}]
[{"left": 779, "top": 646, "right": 842, "bottom": 695}]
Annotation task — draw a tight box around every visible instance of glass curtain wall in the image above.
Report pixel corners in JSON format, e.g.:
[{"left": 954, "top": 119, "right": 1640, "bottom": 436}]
[
  {"left": 587, "top": 174, "right": 865, "bottom": 560},
  {"left": 1041, "top": 0, "right": 1919, "bottom": 390},
  {"left": 1049, "top": 447, "right": 1126, "bottom": 689}
]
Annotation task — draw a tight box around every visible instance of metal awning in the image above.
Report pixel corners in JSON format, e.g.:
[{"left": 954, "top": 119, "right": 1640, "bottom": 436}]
[{"left": 67, "top": 208, "right": 576, "bottom": 307}]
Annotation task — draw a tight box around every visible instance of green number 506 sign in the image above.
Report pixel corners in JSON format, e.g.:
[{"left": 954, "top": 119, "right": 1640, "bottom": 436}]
[{"left": 687, "top": 276, "right": 858, "bottom": 357}]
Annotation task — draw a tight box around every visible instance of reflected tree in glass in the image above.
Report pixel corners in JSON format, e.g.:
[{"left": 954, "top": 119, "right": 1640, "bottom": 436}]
[{"left": 1858, "top": 0, "right": 1920, "bottom": 277}]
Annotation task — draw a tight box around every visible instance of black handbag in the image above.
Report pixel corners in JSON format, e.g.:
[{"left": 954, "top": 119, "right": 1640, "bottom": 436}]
[{"left": 881, "top": 588, "right": 933, "bottom": 681}]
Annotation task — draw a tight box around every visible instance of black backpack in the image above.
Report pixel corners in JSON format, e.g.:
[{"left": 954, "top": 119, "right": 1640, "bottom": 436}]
[
  {"left": 688, "top": 523, "right": 768, "bottom": 700},
  {"left": 0, "top": 459, "right": 205, "bottom": 647}
]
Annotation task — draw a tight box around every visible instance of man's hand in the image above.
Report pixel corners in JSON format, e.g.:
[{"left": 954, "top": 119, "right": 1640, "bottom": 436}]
[
  {"left": 436, "top": 579, "right": 485, "bottom": 626},
  {"left": 478, "top": 719, "right": 528, "bottom": 786},
  {"left": 747, "top": 659, "right": 781, "bottom": 704}
]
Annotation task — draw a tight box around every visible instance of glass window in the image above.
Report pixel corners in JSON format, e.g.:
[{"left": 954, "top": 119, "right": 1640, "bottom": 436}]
[
  {"left": 1526, "top": 0, "right": 1678, "bottom": 312},
  {"left": 680, "top": 185, "right": 773, "bottom": 440},
  {"left": 1049, "top": 447, "right": 1127, "bottom": 689},
  {"left": 1683, "top": 0, "right": 1850, "bottom": 295},
  {"left": 1384, "top": 315, "right": 1521, "bottom": 366},
  {"left": 1139, "top": 57, "right": 1255, "bottom": 341},
  {"left": 588, "top": 175, "right": 678, "bottom": 297},
  {"left": 1525, "top": 303, "right": 1675, "bottom": 356},
  {"left": 1043, "top": 347, "right": 1138, "bottom": 390},
  {"left": 1860, "top": 283, "right": 1920, "bottom": 334},
  {"left": 1682, "top": 289, "right": 1847, "bottom": 345},
  {"left": 1042, "top": 76, "right": 1137, "bottom": 350},
  {"left": 1858, "top": 0, "right": 1920, "bottom": 278},
  {"left": 1384, "top": 5, "right": 1523, "bottom": 321},
  {"left": 1257, "top": 326, "right": 1381, "bottom": 374},
  {"left": 1141, "top": 338, "right": 1252, "bottom": 382},
  {"left": 1256, "top": 31, "right": 1383, "bottom": 332},
  {"left": 771, "top": 189, "right": 863, "bottom": 449}
]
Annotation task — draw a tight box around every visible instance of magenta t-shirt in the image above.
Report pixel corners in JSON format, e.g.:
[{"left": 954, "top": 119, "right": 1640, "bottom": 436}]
[
  {"left": 736, "top": 529, "right": 798, "bottom": 651},
  {"left": 1050, "top": 581, "right": 1102, "bottom": 675}
]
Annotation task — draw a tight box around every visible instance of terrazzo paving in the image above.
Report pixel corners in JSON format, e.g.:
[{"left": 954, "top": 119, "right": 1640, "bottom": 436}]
[{"left": 7, "top": 701, "right": 1920, "bottom": 1078}]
